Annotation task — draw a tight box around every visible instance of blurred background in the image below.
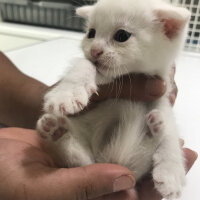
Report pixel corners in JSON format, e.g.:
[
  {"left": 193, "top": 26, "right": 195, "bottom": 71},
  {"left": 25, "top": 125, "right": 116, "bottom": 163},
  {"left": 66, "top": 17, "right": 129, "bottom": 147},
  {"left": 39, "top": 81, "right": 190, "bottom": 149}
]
[{"left": 0, "top": 0, "right": 199, "bottom": 52}]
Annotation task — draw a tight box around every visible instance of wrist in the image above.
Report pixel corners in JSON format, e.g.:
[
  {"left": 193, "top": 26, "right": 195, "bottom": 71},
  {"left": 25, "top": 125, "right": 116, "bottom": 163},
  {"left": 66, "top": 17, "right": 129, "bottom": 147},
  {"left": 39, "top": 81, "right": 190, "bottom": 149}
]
[{"left": 16, "top": 76, "right": 48, "bottom": 128}]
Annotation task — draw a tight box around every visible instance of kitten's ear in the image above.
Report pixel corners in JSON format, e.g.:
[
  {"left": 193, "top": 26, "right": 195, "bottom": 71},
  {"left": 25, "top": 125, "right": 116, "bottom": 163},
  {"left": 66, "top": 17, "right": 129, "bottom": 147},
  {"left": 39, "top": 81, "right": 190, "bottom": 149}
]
[
  {"left": 154, "top": 6, "right": 191, "bottom": 39},
  {"left": 76, "top": 6, "right": 94, "bottom": 19}
]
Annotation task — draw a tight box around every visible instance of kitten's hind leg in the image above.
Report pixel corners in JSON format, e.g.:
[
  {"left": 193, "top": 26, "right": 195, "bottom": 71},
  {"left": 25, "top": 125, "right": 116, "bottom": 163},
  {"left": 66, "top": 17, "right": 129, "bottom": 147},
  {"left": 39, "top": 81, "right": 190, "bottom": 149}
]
[
  {"left": 146, "top": 109, "right": 164, "bottom": 136},
  {"left": 37, "top": 114, "right": 93, "bottom": 167},
  {"left": 152, "top": 136, "right": 186, "bottom": 200},
  {"left": 147, "top": 109, "right": 186, "bottom": 200}
]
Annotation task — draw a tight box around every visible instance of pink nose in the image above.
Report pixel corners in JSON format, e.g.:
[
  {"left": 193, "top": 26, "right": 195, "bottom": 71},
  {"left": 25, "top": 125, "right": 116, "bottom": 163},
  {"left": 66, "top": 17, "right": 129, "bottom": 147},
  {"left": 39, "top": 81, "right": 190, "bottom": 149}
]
[{"left": 91, "top": 48, "right": 103, "bottom": 59}]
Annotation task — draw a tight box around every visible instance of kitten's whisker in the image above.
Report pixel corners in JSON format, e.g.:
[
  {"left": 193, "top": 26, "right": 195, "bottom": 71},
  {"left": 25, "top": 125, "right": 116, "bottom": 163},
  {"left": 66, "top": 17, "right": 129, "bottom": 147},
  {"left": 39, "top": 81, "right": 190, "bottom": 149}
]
[
  {"left": 107, "top": 58, "right": 115, "bottom": 100},
  {"left": 122, "top": 64, "right": 133, "bottom": 99},
  {"left": 114, "top": 66, "right": 121, "bottom": 101},
  {"left": 117, "top": 67, "right": 123, "bottom": 100}
]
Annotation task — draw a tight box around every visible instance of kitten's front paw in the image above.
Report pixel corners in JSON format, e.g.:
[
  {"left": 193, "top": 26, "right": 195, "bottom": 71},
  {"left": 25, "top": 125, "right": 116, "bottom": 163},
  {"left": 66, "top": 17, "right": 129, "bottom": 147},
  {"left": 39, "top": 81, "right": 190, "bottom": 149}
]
[
  {"left": 146, "top": 109, "right": 164, "bottom": 136},
  {"left": 44, "top": 81, "right": 97, "bottom": 116},
  {"left": 153, "top": 164, "right": 185, "bottom": 200},
  {"left": 37, "top": 113, "right": 69, "bottom": 141}
]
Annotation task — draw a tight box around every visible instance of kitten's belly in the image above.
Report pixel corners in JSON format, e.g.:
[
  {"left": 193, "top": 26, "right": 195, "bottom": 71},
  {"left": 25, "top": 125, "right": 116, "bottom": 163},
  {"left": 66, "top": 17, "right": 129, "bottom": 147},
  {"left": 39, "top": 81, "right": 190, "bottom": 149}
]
[
  {"left": 72, "top": 100, "right": 158, "bottom": 180},
  {"left": 101, "top": 101, "right": 158, "bottom": 179}
]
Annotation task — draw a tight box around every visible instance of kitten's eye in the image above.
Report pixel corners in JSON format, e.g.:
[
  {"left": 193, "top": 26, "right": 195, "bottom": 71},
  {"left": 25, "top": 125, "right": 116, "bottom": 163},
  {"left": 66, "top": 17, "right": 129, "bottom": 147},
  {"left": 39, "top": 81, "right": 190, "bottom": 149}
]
[
  {"left": 114, "top": 29, "right": 131, "bottom": 42},
  {"left": 88, "top": 29, "right": 96, "bottom": 39}
]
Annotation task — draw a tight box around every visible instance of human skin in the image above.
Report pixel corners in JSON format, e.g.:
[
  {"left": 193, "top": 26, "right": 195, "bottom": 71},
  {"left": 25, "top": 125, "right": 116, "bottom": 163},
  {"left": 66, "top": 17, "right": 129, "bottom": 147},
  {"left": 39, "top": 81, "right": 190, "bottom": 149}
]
[
  {"left": 0, "top": 52, "right": 197, "bottom": 199},
  {"left": 0, "top": 128, "right": 197, "bottom": 200}
]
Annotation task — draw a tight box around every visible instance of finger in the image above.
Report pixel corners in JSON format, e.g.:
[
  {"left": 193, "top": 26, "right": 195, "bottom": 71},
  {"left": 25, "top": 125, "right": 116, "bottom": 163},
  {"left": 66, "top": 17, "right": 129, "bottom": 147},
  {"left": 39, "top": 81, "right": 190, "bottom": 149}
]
[
  {"left": 169, "top": 63, "right": 178, "bottom": 106},
  {"left": 169, "top": 93, "right": 176, "bottom": 106},
  {"left": 95, "top": 74, "right": 166, "bottom": 101},
  {"left": 86, "top": 74, "right": 166, "bottom": 111},
  {"left": 170, "top": 63, "right": 176, "bottom": 83},
  {"left": 169, "top": 81, "right": 178, "bottom": 106},
  {"left": 183, "top": 148, "right": 198, "bottom": 171},
  {"left": 136, "top": 176, "right": 161, "bottom": 200},
  {"left": 29, "top": 164, "right": 135, "bottom": 200},
  {"left": 94, "top": 189, "right": 138, "bottom": 200},
  {"left": 132, "top": 75, "right": 166, "bottom": 101}
]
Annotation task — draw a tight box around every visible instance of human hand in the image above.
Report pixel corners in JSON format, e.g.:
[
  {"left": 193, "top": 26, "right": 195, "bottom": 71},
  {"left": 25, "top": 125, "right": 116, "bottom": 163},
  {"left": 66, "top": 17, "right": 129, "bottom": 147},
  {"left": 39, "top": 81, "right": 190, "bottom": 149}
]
[
  {"left": 0, "top": 128, "right": 197, "bottom": 200},
  {"left": 169, "top": 63, "right": 178, "bottom": 106},
  {"left": 91, "top": 74, "right": 166, "bottom": 104},
  {"left": 89, "top": 64, "right": 177, "bottom": 109},
  {"left": 0, "top": 128, "right": 136, "bottom": 200}
]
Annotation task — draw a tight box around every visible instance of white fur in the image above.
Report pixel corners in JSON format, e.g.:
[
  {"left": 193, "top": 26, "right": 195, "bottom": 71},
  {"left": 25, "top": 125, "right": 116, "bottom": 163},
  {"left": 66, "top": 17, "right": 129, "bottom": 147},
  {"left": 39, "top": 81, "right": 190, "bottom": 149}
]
[{"left": 37, "top": 0, "right": 190, "bottom": 199}]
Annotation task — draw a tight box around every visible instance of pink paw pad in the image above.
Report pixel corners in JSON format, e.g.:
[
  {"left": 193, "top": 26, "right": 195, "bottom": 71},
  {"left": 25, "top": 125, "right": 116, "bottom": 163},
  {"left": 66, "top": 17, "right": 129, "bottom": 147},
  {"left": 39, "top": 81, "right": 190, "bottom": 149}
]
[
  {"left": 52, "top": 127, "right": 68, "bottom": 141},
  {"left": 37, "top": 113, "right": 69, "bottom": 141},
  {"left": 153, "top": 122, "right": 163, "bottom": 133},
  {"left": 146, "top": 110, "right": 164, "bottom": 136},
  {"left": 148, "top": 114, "right": 156, "bottom": 124},
  {"left": 42, "top": 118, "right": 56, "bottom": 132}
]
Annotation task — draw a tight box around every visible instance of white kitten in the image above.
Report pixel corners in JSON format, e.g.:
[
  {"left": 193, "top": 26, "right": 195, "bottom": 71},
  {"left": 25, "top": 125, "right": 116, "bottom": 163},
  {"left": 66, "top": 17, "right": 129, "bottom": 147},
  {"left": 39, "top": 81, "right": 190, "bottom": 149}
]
[{"left": 37, "top": 0, "right": 190, "bottom": 199}]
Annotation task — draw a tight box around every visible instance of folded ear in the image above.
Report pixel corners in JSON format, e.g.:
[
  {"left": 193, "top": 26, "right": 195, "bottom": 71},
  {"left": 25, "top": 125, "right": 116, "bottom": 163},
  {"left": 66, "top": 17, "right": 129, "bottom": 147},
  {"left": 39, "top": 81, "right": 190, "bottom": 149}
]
[
  {"left": 154, "top": 6, "right": 191, "bottom": 39},
  {"left": 76, "top": 6, "right": 94, "bottom": 19}
]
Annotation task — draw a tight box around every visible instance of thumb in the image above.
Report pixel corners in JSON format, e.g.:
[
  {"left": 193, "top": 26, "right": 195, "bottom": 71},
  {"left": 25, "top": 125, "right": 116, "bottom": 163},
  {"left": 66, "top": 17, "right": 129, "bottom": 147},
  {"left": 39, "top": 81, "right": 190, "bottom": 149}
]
[
  {"left": 91, "top": 74, "right": 166, "bottom": 103},
  {"left": 125, "top": 74, "right": 166, "bottom": 102},
  {"left": 30, "top": 163, "right": 135, "bottom": 200}
]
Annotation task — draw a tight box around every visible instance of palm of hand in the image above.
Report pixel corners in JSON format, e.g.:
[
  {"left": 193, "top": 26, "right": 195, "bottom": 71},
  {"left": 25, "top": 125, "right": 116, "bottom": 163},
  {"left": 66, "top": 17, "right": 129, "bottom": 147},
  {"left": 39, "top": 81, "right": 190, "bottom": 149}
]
[{"left": 0, "top": 128, "right": 196, "bottom": 200}]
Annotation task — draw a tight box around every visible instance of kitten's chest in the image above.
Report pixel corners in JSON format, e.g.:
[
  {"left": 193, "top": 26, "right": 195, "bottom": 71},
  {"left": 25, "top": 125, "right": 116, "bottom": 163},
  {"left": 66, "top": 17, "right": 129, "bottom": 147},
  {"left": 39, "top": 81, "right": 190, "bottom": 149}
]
[
  {"left": 82, "top": 100, "right": 151, "bottom": 146},
  {"left": 89, "top": 100, "right": 158, "bottom": 179}
]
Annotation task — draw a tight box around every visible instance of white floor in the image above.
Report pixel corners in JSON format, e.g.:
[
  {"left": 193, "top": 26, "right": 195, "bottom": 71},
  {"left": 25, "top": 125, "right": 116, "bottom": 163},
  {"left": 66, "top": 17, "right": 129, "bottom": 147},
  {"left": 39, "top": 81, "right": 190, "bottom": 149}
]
[
  {"left": 0, "top": 22, "right": 84, "bottom": 52},
  {"left": 0, "top": 33, "right": 42, "bottom": 51}
]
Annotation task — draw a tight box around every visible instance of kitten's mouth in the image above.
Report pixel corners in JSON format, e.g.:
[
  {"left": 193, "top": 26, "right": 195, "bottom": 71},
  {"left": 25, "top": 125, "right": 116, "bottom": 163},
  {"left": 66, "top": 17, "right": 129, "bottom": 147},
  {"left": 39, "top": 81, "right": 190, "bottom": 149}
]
[{"left": 94, "top": 61, "right": 109, "bottom": 71}]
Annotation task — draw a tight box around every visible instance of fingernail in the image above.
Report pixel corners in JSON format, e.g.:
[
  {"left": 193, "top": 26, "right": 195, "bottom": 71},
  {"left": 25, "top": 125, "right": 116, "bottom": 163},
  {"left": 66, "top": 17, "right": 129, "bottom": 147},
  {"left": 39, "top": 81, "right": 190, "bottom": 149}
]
[
  {"left": 113, "top": 175, "right": 135, "bottom": 192},
  {"left": 145, "top": 79, "right": 166, "bottom": 97}
]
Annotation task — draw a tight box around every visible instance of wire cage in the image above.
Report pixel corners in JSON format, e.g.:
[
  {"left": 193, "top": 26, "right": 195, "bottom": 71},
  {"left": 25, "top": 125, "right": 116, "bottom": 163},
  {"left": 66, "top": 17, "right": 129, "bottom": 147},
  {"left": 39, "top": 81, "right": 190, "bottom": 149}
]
[
  {"left": 0, "top": 0, "right": 97, "bottom": 31},
  {"left": 171, "top": 0, "right": 200, "bottom": 53}
]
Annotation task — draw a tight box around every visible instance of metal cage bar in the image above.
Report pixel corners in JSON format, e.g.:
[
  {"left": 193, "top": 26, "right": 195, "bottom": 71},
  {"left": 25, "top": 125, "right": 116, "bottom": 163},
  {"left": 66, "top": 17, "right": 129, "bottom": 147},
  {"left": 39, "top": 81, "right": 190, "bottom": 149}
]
[{"left": 171, "top": 0, "right": 200, "bottom": 52}]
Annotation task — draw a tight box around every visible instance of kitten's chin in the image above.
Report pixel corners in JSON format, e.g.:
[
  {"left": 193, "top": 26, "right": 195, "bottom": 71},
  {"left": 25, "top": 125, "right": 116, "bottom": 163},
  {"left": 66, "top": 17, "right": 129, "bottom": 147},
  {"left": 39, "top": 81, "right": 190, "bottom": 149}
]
[
  {"left": 97, "top": 67, "right": 122, "bottom": 79},
  {"left": 95, "top": 61, "right": 108, "bottom": 71},
  {"left": 92, "top": 61, "right": 114, "bottom": 77},
  {"left": 86, "top": 58, "right": 121, "bottom": 79}
]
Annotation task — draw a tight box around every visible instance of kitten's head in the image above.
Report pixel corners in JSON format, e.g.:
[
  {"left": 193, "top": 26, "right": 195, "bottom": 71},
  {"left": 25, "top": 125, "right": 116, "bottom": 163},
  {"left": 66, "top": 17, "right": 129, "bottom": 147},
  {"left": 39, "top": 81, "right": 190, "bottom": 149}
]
[{"left": 77, "top": 0, "right": 190, "bottom": 78}]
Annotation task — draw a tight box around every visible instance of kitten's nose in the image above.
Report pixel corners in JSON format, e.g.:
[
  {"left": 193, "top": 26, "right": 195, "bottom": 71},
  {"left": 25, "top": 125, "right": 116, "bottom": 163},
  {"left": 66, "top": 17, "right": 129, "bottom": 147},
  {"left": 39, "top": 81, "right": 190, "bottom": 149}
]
[{"left": 91, "top": 48, "right": 103, "bottom": 59}]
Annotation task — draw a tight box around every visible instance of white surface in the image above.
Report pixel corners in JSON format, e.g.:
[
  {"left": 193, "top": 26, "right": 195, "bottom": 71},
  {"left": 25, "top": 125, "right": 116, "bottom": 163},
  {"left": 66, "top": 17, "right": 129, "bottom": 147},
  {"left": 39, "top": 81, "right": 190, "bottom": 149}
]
[
  {"left": 174, "top": 52, "right": 200, "bottom": 200},
  {"left": 6, "top": 38, "right": 84, "bottom": 86},
  {"left": 0, "top": 33, "right": 42, "bottom": 51},
  {"left": 0, "top": 22, "right": 84, "bottom": 40},
  {"left": 0, "top": 22, "right": 84, "bottom": 51},
  {"left": 5, "top": 38, "right": 200, "bottom": 200}
]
